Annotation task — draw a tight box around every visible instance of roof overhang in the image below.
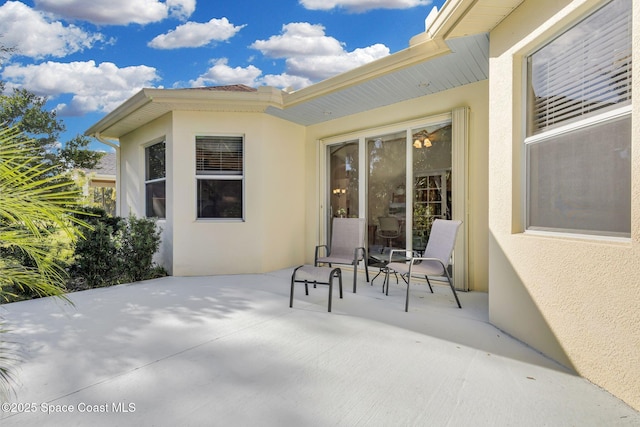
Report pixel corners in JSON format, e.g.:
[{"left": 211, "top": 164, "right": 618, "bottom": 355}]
[
  {"left": 424, "top": 0, "right": 525, "bottom": 40},
  {"left": 85, "top": 86, "right": 285, "bottom": 139}
]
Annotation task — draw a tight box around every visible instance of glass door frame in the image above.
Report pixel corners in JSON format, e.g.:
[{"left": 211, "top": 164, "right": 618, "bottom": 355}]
[{"left": 318, "top": 108, "right": 468, "bottom": 290}]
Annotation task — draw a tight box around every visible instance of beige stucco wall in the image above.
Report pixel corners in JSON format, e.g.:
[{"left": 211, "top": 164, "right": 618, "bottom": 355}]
[
  {"left": 118, "top": 110, "right": 306, "bottom": 276},
  {"left": 169, "top": 111, "right": 306, "bottom": 276},
  {"left": 488, "top": 0, "right": 640, "bottom": 410},
  {"left": 119, "top": 113, "right": 174, "bottom": 274},
  {"left": 304, "top": 80, "right": 490, "bottom": 292}
]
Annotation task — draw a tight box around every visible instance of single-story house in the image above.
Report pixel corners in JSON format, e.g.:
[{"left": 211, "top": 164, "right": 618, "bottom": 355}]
[
  {"left": 86, "top": 0, "right": 639, "bottom": 412},
  {"left": 77, "top": 152, "right": 117, "bottom": 215}
]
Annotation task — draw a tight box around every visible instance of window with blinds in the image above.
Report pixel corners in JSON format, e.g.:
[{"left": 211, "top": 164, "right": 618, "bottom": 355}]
[
  {"left": 195, "top": 135, "right": 244, "bottom": 220},
  {"left": 527, "top": 0, "right": 631, "bottom": 136},
  {"left": 196, "top": 136, "right": 243, "bottom": 175},
  {"left": 524, "top": 0, "right": 631, "bottom": 238}
]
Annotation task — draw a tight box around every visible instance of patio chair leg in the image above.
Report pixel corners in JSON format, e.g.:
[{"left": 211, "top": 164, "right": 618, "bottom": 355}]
[
  {"left": 425, "top": 276, "right": 434, "bottom": 293},
  {"left": 328, "top": 277, "right": 333, "bottom": 312},
  {"left": 352, "top": 264, "right": 357, "bottom": 293},
  {"left": 336, "top": 269, "right": 343, "bottom": 299},
  {"left": 384, "top": 269, "right": 389, "bottom": 295},
  {"left": 290, "top": 266, "right": 306, "bottom": 308},
  {"left": 382, "top": 269, "right": 386, "bottom": 293},
  {"left": 445, "top": 271, "right": 462, "bottom": 309},
  {"left": 289, "top": 275, "right": 295, "bottom": 308},
  {"left": 405, "top": 275, "right": 411, "bottom": 312}
]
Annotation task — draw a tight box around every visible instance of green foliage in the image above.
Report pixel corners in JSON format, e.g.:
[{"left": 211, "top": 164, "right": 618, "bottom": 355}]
[
  {"left": 119, "top": 215, "right": 163, "bottom": 282},
  {"left": 0, "top": 125, "right": 89, "bottom": 303},
  {"left": 72, "top": 209, "right": 164, "bottom": 287},
  {"left": 60, "top": 135, "right": 104, "bottom": 170},
  {"left": 0, "top": 82, "right": 103, "bottom": 173},
  {"left": 71, "top": 215, "right": 122, "bottom": 287}
]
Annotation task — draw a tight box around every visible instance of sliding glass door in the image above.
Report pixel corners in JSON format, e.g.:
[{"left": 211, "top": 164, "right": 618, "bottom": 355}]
[
  {"left": 328, "top": 140, "right": 359, "bottom": 223},
  {"left": 322, "top": 112, "right": 465, "bottom": 289}
]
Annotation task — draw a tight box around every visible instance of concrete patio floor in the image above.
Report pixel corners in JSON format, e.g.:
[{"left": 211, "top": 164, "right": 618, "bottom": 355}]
[{"left": 1, "top": 268, "right": 638, "bottom": 426}]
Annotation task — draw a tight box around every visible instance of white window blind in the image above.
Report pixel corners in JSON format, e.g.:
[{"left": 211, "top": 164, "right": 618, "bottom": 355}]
[
  {"left": 196, "top": 136, "right": 243, "bottom": 175},
  {"left": 527, "top": 0, "right": 632, "bottom": 136}
]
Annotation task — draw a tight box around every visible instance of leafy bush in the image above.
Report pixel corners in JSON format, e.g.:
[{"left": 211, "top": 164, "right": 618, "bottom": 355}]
[
  {"left": 72, "top": 209, "right": 165, "bottom": 287},
  {"left": 119, "top": 215, "right": 163, "bottom": 283}
]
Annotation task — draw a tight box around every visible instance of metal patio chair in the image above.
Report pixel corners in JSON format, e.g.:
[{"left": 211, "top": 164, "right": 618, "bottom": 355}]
[
  {"left": 385, "top": 219, "right": 462, "bottom": 311},
  {"left": 315, "top": 218, "right": 369, "bottom": 293}
]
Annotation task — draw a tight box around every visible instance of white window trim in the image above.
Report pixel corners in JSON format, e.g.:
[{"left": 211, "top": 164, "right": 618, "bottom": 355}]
[
  {"left": 144, "top": 140, "right": 166, "bottom": 219},
  {"left": 524, "top": 105, "right": 632, "bottom": 146},
  {"left": 520, "top": 0, "right": 632, "bottom": 240},
  {"left": 194, "top": 134, "right": 246, "bottom": 222}
]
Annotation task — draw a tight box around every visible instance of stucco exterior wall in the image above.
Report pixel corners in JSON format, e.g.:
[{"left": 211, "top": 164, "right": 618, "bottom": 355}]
[
  {"left": 118, "top": 110, "right": 306, "bottom": 277},
  {"left": 305, "top": 80, "right": 489, "bottom": 292},
  {"left": 119, "top": 113, "right": 174, "bottom": 274},
  {"left": 489, "top": 0, "right": 640, "bottom": 410},
  {"left": 169, "top": 111, "right": 306, "bottom": 276}
]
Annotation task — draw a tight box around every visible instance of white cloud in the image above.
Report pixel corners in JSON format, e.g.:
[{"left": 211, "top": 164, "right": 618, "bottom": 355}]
[
  {"left": 34, "top": 0, "right": 196, "bottom": 25},
  {"left": 251, "top": 23, "right": 344, "bottom": 58},
  {"left": 300, "top": 0, "right": 431, "bottom": 13},
  {"left": 189, "top": 58, "right": 262, "bottom": 87},
  {"left": 189, "top": 58, "right": 313, "bottom": 91},
  {"left": 261, "top": 73, "right": 313, "bottom": 91},
  {"left": 2, "top": 60, "right": 160, "bottom": 115},
  {"left": 148, "top": 18, "right": 245, "bottom": 49},
  {"left": 0, "top": 1, "right": 104, "bottom": 59},
  {"left": 251, "top": 22, "right": 389, "bottom": 82},
  {"left": 287, "top": 43, "right": 389, "bottom": 81},
  {"left": 189, "top": 22, "right": 390, "bottom": 91}
]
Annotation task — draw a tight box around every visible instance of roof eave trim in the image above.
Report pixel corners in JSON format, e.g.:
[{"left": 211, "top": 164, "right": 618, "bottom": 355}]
[
  {"left": 282, "top": 36, "right": 450, "bottom": 108},
  {"left": 85, "top": 89, "right": 153, "bottom": 136}
]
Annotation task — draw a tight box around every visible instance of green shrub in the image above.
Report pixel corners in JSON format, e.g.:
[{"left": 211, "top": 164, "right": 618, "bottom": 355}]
[
  {"left": 72, "top": 219, "right": 121, "bottom": 287},
  {"left": 71, "top": 210, "right": 164, "bottom": 288},
  {"left": 119, "top": 214, "right": 162, "bottom": 283}
]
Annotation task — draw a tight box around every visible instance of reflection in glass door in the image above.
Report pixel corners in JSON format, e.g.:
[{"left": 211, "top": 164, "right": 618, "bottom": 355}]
[
  {"left": 367, "top": 131, "right": 407, "bottom": 252},
  {"left": 412, "top": 121, "right": 452, "bottom": 252},
  {"left": 328, "top": 141, "right": 359, "bottom": 225}
]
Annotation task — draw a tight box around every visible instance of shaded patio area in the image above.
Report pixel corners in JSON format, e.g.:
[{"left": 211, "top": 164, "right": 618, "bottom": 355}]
[{"left": 1, "top": 269, "right": 638, "bottom": 426}]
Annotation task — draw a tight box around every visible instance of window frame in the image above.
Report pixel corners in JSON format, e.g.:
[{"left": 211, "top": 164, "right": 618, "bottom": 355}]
[
  {"left": 144, "top": 140, "right": 166, "bottom": 219},
  {"left": 522, "top": 0, "right": 632, "bottom": 240},
  {"left": 195, "top": 134, "right": 245, "bottom": 221}
]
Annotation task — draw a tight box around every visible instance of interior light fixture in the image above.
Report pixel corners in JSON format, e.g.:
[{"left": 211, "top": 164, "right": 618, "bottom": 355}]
[{"left": 412, "top": 129, "right": 432, "bottom": 148}]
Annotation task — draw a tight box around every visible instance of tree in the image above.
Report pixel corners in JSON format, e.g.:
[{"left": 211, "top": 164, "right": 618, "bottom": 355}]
[{"left": 0, "top": 82, "right": 103, "bottom": 174}]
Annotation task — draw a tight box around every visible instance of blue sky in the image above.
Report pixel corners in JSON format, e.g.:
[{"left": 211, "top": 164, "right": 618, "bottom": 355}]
[{"left": 0, "top": 0, "right": 445, "bottom": 151}]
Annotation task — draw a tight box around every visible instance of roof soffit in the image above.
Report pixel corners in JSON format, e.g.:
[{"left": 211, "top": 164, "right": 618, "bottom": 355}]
[{"left": 426, "top": 0, "right": 526, "bottom": 39}]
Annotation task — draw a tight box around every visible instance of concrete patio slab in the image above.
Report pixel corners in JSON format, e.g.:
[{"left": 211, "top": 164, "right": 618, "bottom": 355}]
[{"left": 1, "top": 269, "right": 638, "bottom": 426}]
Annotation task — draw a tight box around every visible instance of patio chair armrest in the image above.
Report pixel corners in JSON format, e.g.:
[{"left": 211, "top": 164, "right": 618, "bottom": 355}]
[
  {"left": 388, "top": 248, "right": 415, "bottom": 263},
  {"left": 315, "top": 244, "right": 329, "bottom": 264},
  {"left": 409, "top": 256, "right": 448, "bottom": 272}
]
